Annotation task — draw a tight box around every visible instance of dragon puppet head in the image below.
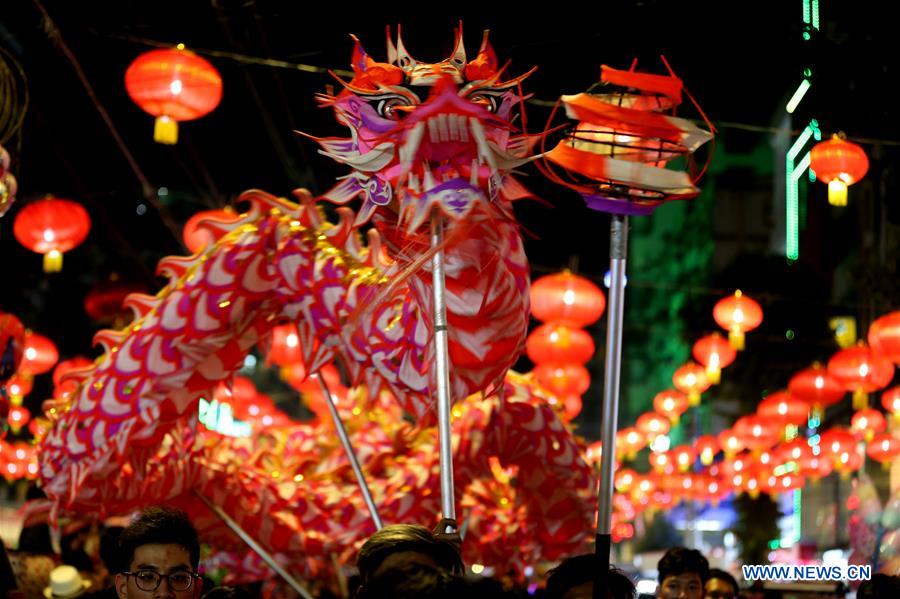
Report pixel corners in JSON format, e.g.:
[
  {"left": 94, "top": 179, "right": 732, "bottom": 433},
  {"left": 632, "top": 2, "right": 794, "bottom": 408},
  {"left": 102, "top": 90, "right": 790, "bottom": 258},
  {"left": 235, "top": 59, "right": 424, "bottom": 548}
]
[{"left": 311, "top": 24, "right": 537, "bottom": 231}]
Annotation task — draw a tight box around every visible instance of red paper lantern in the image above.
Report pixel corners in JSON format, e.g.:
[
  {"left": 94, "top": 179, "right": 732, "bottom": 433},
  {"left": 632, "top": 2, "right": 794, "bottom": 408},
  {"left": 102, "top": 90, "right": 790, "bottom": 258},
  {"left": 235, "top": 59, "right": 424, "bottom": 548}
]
[
  {"left": 757, "top": 390, "right": 809, "bottom": 429},
  {"left": 530, "top": 271, "right": 605, "bottom": 327},
  {"left": 713, "top": 290, "right": 763, "bottom": 350},
  {"left": 614, "top": 468, "right": 638, "bottom": 492},
  {"left": 672, "top": 445, "right": 696, "bottom": 473},
  {"left": 0, "top": 312, "right": 25, "bottom": 385},
  {"left": 526, "top": 323, "right": 595, "bottom": 365},
  {"left": 28, "top": 417, "right": 51, "bottom": 442},
  {"left": 672, "top": 362, "right": 710, "bottom": 406},
  {"left": 648, "top": 451, "right": 673, "bottom": 474},
  {"left": 13, "top": 197, "right": 91, "bottom": 272},
  {"left": 635, "top": 412, "right": 670, "bottom": 439},
  {"left": 733, "top": 415, "right": 779, "bottom": 452},
  {"left": 869, "top": 311, "right": 900, "bottom": 365},
  {"left": 820, "top": 427, "right": 857, "bottom": 460},
  {"left": 84, "top": 279, "right": 145, "bottom": 325},
  {"left": 866, "top": 432, "right": 900, "bottom": 468},
  {"left": 7, "top": 405, "right": 30, "bottom": 433},
  {"left": 692, "top": 333, "right": 737, "bottom": 385},
  {"left": 777, "top": 438, "right": 814, "bottom": 468},
  {"left": 534, "top": 363, "right": 590, "bottom": 397},
  {"left": 3, "top": 374, "right": 32, "bottom": 406},
  {"left": 182, "top": 208, "right": 240, "bottom": 253},
  {"left": 19, "top": 332, "right": 58, "bottom": 377},
  {"left": 694, "top": 435, "right": 720, "bottom": 466},
  {"left": 788, "top": 363, "right": 845, "bottom": 414},
  {"left": 717, "top": 429, "right": 745, "bottom": 457},
  {"left": 881, "top": 386, "right": 900, "bottom": 422},
  {"left": 652, "top": 389, "right": 689, "bottom": 424},
  {"left": 562, "top": 394, "right": 583, "bottom": 422},
  {"left": 827, "top": 343, "right": 894, "bottom": 409},
  {"left": 850, "top": 408, "right": 887, "bottom": 442},
  {"left": 810, "top": 134, "right": 869, "bottom": 207},
  {"left": 616, "top": 427, "right": 645, "bottom": 460},
  {"left": 267, "top": 323, "right": 303, "bottom": 367},
  {"left": 125, "top": 47, "right": 223, "bottom": 145}
]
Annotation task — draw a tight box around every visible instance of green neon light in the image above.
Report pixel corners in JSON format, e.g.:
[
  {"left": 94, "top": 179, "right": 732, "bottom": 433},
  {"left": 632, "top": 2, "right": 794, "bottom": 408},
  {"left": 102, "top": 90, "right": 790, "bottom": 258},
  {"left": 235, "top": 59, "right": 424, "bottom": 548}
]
[
  {"left": 786, "top": 80, "right": 811, "bottom": 114},
  {"left": 788, "top": 126, "right": 813, "bottom": 161},
  {"left": 786, "top": 124, "right": 816, "bottom": 261},
  {"left": 803, "top": 0, "right": 811, "bottom": 25},
  {"left": 792, "top": 489, "right": 802, "bottom": 544},
  {"left": 812, "top": 0, "right": 819, "bottom": 29}
]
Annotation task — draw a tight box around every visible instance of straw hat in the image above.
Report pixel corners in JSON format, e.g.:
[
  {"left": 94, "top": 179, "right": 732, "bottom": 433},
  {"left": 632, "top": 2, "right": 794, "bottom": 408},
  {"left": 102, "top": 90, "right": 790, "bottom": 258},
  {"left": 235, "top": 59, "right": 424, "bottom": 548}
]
[{"left": 43, "top": 565, "right": 91, "bottom": 599}]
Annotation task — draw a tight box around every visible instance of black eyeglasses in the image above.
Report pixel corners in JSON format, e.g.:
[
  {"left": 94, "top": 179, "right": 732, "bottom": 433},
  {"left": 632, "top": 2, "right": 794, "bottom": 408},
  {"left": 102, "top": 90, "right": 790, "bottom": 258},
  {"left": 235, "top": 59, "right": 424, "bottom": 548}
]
[{"left": 123, "top": 571, "right": 199, "bottom": 592}]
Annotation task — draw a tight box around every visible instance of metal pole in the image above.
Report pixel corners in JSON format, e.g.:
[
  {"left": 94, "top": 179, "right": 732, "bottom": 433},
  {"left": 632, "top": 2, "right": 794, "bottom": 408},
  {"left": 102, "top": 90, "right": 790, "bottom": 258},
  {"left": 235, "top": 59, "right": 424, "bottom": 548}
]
[
  {"left": 594, "top": 213, "right": 628, "bottom": 599},
  {"left": 195, "top": 490, "right": 314, "bottom": 599},
  {"left": 431, "top": 210, "right": 457, "bottom": 528},
  {"left": 316, "top": 374, "right": 383, "bottom": 530}
]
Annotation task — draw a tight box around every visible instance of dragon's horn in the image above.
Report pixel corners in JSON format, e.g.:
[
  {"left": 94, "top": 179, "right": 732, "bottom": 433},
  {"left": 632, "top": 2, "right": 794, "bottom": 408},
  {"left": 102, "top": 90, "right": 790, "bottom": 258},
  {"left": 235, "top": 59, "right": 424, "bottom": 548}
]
[
  {"left": 395, "top": 23, "right": 417, "bottom": 72},
  {"left": 349, "top": 34, "right": 370, "bottom": 73},
  {"left": 446, "top": 21, "right": 467, "bottom": 71},
  {"left": 386, "top": 25, "right": 397, "bottom": 65}
]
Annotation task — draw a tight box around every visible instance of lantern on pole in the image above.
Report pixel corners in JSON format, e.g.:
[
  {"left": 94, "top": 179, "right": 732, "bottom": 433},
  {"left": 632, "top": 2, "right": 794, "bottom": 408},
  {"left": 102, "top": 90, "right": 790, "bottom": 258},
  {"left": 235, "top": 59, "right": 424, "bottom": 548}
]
[
  {"left": 13, "top": 197, "right": 91, "bottom": 272},
  {"left": 125, "top": 46, "right": 223, "bottom": 145},
  {"left": 692, "top": 332, "right": 736, "bottom": 384},
  {"left": 713, "top": 290, "right": 763, "bottom": 350},
  {"left": 809, "top": 134, "right": 869, "bottom": 207}
]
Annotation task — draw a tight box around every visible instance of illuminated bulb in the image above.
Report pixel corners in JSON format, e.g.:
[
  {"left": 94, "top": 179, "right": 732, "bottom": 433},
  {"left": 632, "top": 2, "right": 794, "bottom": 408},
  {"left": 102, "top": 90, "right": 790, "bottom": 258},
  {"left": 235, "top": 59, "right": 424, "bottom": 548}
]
[
  {"left": 472, "top": 564, "right": 485, "bottom": 575},
  {"left": 549, "top": 330, "right": 560, "bottom": 343},
  {"left": 43, "top": 229, "right": 55, "bottom": 242},
  {"left": 733, "top": 308, "right": 745, "bottom": 324},
  {"left": 25, "top": 347, "right": 37, "bottom": 360},
  {"left": 814, "top": 376, "right": 824, "bottom": 389},
  {"left": 778, "top": 404, "right": 788, "bottom": 415},
  {"left": 15, "top": 449, "right": 26, "bottom": 460},
  {"left": 562, "top": 289, "right": 576, "bottom": 305},
  {"left": 286, "top": 333, "right": 299, "bottom": 348},
  {"left": 262, "top": 415, "right": 273, "bottom": 426},
  {"left": 248, "top": 405, "right": 260, "bottom": 416},
  {"left": 859, "top": 364, "right": 869, "bottom": 377},
  {"left": 170, "top": 79, "right": 183, "bottom": 95}
]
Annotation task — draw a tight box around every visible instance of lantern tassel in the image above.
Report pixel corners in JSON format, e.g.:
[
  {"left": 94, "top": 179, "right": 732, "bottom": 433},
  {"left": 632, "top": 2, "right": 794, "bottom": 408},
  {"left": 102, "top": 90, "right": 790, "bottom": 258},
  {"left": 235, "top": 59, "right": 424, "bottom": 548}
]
[
  {"left": 43, "top": 250, "right": 63, "bottom": 273},
  {"left": 705, "top": 364, "right": 722, "bottom": 385},
  {"left": 852, "top": 389, "right": 868, "bottom": 411},
  {"left": 828, "top": 180, "right": 848, "bottom": 207},
  {"left": 728, "top": 328, "right": 745, "bottom": 350},
  {"left": 154, "top": 116, "right": 179, "bottom": 145},
  {"left": 688, "top": 391, "right": 700, "bottom": 407}
]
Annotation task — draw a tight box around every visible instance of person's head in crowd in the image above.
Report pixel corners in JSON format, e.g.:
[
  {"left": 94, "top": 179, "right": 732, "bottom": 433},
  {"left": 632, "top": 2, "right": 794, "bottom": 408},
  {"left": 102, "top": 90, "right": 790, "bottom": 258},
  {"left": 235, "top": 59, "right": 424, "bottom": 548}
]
[
  {"left": 704, "top": 569, "right": 738, "bottom": 599},
  {"left": 545, "top": 554, "right": 636, "bottom": 599},
  {"left": 115, "top": 507, "right": 202, "bottom": 599},
  {"left": 61, "top": 526, "right": 94, "bottom": 573},
  {"left": 98, "top": 527, "right": 125, "bottom": 576},
  {"left": 857, "top": 574, "right": 900, "bottom": 599},
  {"left": 18, "top": 524, "right": 54, "bottom": 555},
  {"left": 355, "top": 524, "right": 463, "bottom": 597},
  {"left": 657, "top": 547, "right": 708, "bottom": 599},
  {"left": 358, "top": 560, "right": 462, "bottom": 598},
  {"left": 200, "top": 587, "right": 252, "bottom": 599}
]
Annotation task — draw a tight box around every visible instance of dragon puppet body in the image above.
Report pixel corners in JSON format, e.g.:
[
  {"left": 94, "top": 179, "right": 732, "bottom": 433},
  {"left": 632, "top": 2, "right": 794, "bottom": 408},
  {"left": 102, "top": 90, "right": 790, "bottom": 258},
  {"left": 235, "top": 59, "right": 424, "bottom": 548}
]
[{"left": 38, "top": 27, "right": 596, "bottom": 574}]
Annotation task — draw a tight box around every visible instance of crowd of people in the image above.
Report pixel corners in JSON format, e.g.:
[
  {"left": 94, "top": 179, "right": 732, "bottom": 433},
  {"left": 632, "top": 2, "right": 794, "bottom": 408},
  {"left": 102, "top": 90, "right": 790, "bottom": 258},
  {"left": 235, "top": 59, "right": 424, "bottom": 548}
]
[{"left": 2, "top": 505, "right": 898, "bottom": 599}]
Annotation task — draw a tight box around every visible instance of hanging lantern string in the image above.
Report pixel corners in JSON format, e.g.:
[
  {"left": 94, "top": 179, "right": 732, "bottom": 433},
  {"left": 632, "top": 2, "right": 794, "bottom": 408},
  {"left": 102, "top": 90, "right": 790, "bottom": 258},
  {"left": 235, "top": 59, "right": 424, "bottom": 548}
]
[
  {"left": 530, "top": 262, "right": 894, "bottom": 314},
  {"left": 31, "top": 0, "right": 184, "bottom": 247},
  {"left": 96, "top": 31, "right": 900, "bottom": 149}
]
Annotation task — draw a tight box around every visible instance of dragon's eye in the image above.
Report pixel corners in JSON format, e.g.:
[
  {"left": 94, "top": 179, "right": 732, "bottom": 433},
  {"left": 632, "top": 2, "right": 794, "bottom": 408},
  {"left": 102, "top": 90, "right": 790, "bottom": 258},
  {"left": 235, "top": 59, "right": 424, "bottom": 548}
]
[
  {"left": 376, "top": 97, "right": 410, "bottom": 120},
  {"left": 469, "top": 94, "right": 497, "bottom": 113}
]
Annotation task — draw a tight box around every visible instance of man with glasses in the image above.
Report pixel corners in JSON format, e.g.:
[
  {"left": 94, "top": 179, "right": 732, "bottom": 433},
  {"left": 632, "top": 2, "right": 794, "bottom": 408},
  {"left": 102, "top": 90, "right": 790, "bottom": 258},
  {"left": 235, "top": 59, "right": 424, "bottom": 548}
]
[{"left": 115, "top": 507, "right": 202, "bottom": 599}]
